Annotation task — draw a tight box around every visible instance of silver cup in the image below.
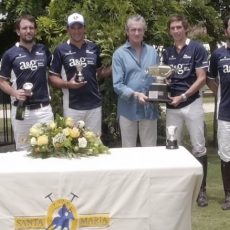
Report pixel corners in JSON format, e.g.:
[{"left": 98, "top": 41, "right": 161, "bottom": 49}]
[
  {"left": 76, "top": 63, "right": 84, "bottom": 82},
  {"left": 23, "top": 82, "right": 33, "bottom": 96},
  {"left": 166, "top": 125, "right": 178, "bottom": 149},
  {"left": 146, "top": 46, "right": 174, "bottom": 103}
]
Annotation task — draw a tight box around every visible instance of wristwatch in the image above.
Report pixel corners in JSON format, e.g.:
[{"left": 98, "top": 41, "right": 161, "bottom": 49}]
[{"left": 181, "top": 93, "right": 187, "bottom": 101}]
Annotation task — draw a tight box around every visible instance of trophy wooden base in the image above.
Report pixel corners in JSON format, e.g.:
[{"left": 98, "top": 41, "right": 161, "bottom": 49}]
[{"left": 146, "top": 83, "right": 171, "bottom": 103}]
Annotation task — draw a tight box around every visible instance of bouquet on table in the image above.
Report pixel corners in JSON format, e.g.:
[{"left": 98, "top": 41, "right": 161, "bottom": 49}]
[{"left": 29, "top": 115, "right": 109, "bottom": 158}]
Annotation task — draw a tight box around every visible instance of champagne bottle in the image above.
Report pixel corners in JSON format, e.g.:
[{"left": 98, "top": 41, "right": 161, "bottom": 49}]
[{"left": 15, "top": 100, "right": 26, "bottom": 120}]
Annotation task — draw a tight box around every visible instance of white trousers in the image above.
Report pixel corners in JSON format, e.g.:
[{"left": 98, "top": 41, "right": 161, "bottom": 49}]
[
  {"left": 11, "top": 105, "right": 54, "bottom": 151},
  {"left": 64, "top": 106, "right": 102, "bottom": 135},
  {"left": 166, "top": 97, "right": 206, "bottom": 157},
  {"left": 119, "top": 115, "right": 157, "bottom": 147},
  {"left": 218, "top": 120, "right": 230, "bottom": 162}
]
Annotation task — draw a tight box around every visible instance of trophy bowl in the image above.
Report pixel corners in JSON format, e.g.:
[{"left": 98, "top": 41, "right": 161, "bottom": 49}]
[
  {"left": 75, "top": 63, "right": 85, "bottom": 82},
  {"left": 145, "top": 64, "right": 173, "bottom": 103},
  {"left": 23, "top": 82, "right": 33, "bottom": 96}
]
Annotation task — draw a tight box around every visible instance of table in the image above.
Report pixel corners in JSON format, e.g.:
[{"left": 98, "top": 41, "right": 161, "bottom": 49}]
[{"left": 0, "top": 146, "right": 202, "bottom": 230}]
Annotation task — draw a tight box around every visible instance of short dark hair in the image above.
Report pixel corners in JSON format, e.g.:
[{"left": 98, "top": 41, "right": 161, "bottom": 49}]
[
  {"left": 167, "top": 15, "right": 189, "bottom": 31},
  {"left": 223, "top": 15, "right": 230, "bottom": 30},
  {"left": 14, "top": 15, "right": 37, "bottom": 31}
]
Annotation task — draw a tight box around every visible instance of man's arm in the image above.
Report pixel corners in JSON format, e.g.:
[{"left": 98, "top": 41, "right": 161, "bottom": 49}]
[
  {"left": 96, "top": 66, "right": 112, "bottom": 80},
  {"left": 184, "top": 68, "right": 207, "bottom": 97},
  {"left": 48, "top": 73, "right": 87, "bottom": 89},
  {"left": 112, "top": 52, "right": 148, "bottom": 103},
  {"left": 0, "top": 77, "right": 26, "bottom": 101},
  {"left": 206, "top": 77, "right": 218, "bottom": 95},
  {"left": 169, "top": 68, "right": 207, "bottom": 107}
]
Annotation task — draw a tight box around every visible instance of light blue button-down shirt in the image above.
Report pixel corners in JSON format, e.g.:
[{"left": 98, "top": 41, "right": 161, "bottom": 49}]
[{"left": 112, "top": 41, "right": 159, "bottom": 121}]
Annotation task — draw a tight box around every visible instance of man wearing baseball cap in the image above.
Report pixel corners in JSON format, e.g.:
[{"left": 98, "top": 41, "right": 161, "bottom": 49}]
[
  {"left": 49, "top": 12, "right": 111, "bottom": 135},
  {"left": 67, "top": 13, "right": 85, "bottom": 26}
]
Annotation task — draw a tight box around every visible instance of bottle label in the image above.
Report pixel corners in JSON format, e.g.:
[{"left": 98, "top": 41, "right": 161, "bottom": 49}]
[{"left": 15, "top": 103, "right": 25, "bottom": 120}]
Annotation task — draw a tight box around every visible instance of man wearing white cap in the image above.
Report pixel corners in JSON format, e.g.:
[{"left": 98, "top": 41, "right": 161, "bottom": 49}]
[{"left": 49, "top": 13, "right": 111, "bottom": 135}]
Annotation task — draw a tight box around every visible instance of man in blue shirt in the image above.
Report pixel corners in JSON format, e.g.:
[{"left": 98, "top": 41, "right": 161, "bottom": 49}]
[
  {"left": 163, "top": 15, "right": 208, "bottom": 207},
  {"left": 49, "top": 13, "right": 111, "bottom": 135},
  {"left": 207, "top": 15, "right": 230, "bottom": 210},
  {"left": 0, "top": 15, "right": 53, "bottom": 150},
  {"left": 112, "top": 15, "right": 159, "bottom": 147}
]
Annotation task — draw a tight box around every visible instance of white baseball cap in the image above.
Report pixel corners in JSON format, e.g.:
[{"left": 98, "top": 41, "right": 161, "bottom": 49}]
[{"left": 67, "top": 13, "right": 85, "bottom": 26}]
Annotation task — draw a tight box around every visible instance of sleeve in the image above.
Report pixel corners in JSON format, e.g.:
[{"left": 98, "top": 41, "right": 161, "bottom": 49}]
[
  {"left": 112, "top": 50, "right": 134, "bottom": 100},
  {"left": 96, "top": 44, "right": 102, "bottom": 69},
  {"left": 208, "top": 52, "right": 218, "bottom": 80},
  {"left": 49, "top": 47, "right": 63, "bottom": 76},
  {"left": 0, "top": 51, "right": 12, "bottom": 80},
  {"left": 162, "top": 48, "right": 169, "bottom": 65},
  {"left": 194, "top": 43, "right": 209, "bottom": 69},
  {"left": 45, "top": 46, "right": 52, "bottom": 67}
]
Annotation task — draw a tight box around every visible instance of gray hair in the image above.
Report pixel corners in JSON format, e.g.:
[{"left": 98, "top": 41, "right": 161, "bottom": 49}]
[{"left": 125, "top": 15, "right": 147, "bottom": 32}]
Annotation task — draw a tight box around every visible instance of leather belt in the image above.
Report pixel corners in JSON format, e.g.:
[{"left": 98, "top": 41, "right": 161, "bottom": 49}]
[
  {"left": 14, "top": 102, "right": 50, "bottom": 110},
  {"left": 26, "top": 102, "right": 50, "bottom": 110}
]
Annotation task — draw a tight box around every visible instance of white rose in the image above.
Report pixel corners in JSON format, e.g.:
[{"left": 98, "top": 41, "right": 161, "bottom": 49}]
[
  {"left": 30, "top": 137, "right": 37, "bottom": 146},
  {"left": 78, "top": 137, "right": 87, "bottom": 148},
  {"left": 77, "top": 120, "right": 85, "bottom": 129},
  {"left": 62, "top": 127, "right": 70, "bottom": 136}
]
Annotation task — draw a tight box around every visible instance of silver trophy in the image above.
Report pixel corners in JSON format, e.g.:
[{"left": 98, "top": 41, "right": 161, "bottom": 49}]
[
  {"left": 23, "top": 82, "right": 33, "bottom": 96},
  {"left": 166, "top": 125, "right": 178, "bottom": 149},
  {"left": 15, "top": 82, "right": 33, "bottom": 120},
  {"left": 75, "top": 63, "right": 84, "bottom": 82},
  {"left": 146, "top": 46, "right": 174, "bottom": 103}
]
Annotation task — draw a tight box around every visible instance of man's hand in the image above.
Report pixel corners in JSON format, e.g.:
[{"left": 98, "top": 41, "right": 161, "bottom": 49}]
[
  {"left": 168, "top": 95, "right": 184, "bottom": 107},
  {"left": 66, "top": 76, "right": 87, "bottom": 89},
  {"left": 15, "top": 89, "right": 27, "bottom": 101},
  {"left": 133, "top": 92, "right": 148, "bottom": 104}
]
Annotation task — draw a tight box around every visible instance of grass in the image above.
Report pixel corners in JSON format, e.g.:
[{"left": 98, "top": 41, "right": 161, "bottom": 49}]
[
  {"left": 182, "top": 112, "right": 230, "bottom": 229},
  {"left": 192, "top": 153, "right": 230, "bottom": 230}
]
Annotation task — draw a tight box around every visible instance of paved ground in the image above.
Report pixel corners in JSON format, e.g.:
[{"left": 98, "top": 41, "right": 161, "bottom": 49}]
[
  {"left": 0, "top": 109, "right": 10, "bottom": 119},
  {"left": 203, "top": 102, "right": 215, "bottom": 113},
  {"left": 0, "top": 144, "right": 15, "bottom": 153}
]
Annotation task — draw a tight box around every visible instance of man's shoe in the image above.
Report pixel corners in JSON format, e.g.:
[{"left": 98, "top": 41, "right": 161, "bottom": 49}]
[
  {"left": 222, "top": 192, "right": 230, "bottom": 210},
  {"left": 197, "top": 190, "right": 208, "bottom": 207}
]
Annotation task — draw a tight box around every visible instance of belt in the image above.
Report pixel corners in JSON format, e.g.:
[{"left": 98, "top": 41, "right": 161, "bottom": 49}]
[
  {"left": 14, "top": 102, "right": 50, "bottom": 110},
  {"left": 26, "top": 102, "right": 50, "bottom": 110}
]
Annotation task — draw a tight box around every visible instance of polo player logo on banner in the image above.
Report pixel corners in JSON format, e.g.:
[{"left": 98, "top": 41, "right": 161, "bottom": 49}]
[
  {"left": 48, "top": 205, "right": 74, "bottom": 229},
  {"left": 14, "top": 192, "right": 110, "bottom": 230},
  {"left": 46, "top": 193, "right": 78, "bottom": 230}
]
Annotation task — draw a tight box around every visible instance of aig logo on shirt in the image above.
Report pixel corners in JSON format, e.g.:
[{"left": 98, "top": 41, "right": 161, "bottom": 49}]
[
  {"left": 69, "top": 57, "right": 87, "bottom": 68},
  {"left": 20, "top": 60, "right": 38, "bottom": 71},
  {"left": 171, "top": 64, "right": 190, "bottom": 75},
  {"left": 223, "top": 65, "right": 230, "bottom": 73}
]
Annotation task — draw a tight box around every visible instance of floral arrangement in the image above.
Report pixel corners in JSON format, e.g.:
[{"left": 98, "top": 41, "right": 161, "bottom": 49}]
[{"left": 29, "top": 115, "right": 109, "bottom": 158}]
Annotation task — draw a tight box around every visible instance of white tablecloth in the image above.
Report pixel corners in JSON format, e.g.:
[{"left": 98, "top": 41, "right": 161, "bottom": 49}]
[{"left": 0, "top": 146, "right": 202, "bottom": 230}]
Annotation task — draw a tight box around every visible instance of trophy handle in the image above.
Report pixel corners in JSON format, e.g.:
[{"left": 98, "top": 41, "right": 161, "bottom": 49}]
[{"left": 164, "top": 69, "right": 174, "bottom": 78}]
